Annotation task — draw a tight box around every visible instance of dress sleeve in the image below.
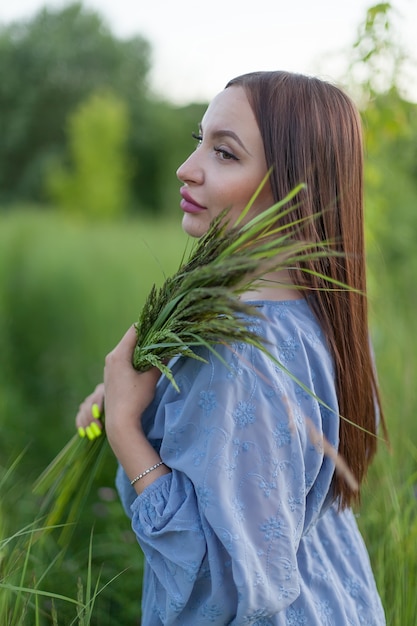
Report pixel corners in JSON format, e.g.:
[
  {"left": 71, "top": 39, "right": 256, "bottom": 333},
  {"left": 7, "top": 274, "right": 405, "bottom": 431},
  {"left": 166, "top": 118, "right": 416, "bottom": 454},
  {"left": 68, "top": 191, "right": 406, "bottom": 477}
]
[{"left": 121, "top": 333, "right": 338, "bottom": 625}]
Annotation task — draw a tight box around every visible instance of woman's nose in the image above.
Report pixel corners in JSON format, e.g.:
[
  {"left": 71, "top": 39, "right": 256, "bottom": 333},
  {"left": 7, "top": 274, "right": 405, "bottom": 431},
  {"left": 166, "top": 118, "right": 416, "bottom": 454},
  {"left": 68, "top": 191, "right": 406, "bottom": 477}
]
[{"left": 176, "top": 150, "right": 204, "bottom": 185}]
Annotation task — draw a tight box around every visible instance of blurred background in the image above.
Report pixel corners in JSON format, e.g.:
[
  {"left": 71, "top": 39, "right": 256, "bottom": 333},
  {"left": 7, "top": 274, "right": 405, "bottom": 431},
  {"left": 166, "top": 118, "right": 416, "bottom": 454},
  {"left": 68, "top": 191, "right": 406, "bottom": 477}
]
[{"left": 0, "top": 1, "right": 416, "bottom": 624}]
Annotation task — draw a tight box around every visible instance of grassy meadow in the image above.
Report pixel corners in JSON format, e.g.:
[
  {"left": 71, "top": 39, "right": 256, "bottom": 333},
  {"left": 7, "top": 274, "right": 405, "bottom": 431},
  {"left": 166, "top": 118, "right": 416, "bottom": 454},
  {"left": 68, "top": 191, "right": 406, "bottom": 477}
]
[{"left": 0, "top": 207, "right": 416, "bottom": 624}]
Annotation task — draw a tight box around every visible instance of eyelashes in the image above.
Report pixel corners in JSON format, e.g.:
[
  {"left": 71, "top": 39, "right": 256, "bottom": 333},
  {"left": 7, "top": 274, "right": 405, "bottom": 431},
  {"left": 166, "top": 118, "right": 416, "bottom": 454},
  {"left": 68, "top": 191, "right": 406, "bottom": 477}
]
[
  {"left": 191, "top": 131, "right": 238, "bottom": 161},
  {"left": 192, "top": 131, "right": 203, "bottom": 144}
]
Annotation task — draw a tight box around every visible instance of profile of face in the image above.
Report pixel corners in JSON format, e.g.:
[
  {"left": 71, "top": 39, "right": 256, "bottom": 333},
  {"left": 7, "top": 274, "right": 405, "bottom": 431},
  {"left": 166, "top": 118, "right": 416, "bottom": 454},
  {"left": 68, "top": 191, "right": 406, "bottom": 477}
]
[{"left": 176, "top": 86, "right": 274, "bottom": 238}]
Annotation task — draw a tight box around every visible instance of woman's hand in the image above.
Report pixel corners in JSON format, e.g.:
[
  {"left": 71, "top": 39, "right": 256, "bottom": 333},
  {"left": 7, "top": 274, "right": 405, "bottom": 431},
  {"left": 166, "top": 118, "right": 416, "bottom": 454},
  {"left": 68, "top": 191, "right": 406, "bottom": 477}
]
[
  {"left": 103, "top": 325, "right": 168, "bottom": 491},
  {"left": 103, "top": 325, "right": 161, "bottom": 441},
  {"left": 75, "top": 326, "right": 168, "bottom": 491},
  {"left": 75, "top": 382, "right": 105, "bottom": 439}
]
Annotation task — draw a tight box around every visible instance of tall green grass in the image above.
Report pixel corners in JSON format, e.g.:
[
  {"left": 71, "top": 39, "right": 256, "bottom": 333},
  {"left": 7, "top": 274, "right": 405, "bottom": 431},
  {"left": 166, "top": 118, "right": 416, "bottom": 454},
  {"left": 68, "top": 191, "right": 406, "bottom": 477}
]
[
  {"left": 359, "top": 255, "right": 417, "bottom": 625},
  {"left": 0, "top": 208, "right": 186, "bottom": 624},
  {"left": 0, "top": 208, "right": 187, "bottom": 470},
  {"left": 0, "top": 208, "right": 415, "bottom": 624}
]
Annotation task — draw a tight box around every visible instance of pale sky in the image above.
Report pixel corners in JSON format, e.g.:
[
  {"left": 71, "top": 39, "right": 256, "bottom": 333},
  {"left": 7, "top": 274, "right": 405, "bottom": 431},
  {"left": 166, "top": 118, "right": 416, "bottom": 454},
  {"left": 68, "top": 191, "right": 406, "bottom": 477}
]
[{"left": 1, "top": 0, "right": 416, "bottom": 104}]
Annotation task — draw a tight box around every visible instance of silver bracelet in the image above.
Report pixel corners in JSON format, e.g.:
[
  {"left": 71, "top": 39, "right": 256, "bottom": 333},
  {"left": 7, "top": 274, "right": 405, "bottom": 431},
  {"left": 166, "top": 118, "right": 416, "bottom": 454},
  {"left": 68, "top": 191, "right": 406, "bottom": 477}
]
[{"left": 130, "top": 461, "right": 165, "bottom": 486}]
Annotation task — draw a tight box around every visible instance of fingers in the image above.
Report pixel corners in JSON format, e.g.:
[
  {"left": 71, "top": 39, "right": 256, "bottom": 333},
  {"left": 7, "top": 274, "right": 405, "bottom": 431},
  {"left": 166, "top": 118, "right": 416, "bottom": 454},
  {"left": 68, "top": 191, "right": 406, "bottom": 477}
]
[
  {"left": 76, "top": 325, "right": 161, "bottom": 442},
  {"left": 75, "top": 326, "right": 138, "bottom": 441},
  {"left": 105, "top": 325, "right": 138, "bottom": 366},
  {"left": 76, "top": 382, "right": 105, "bottom": 439},
  {"left": 78, "top": 404, "right": 103, "bottom": 441},
  {"left": 92, "top": 382, "right": 105, "bottom": 415}
]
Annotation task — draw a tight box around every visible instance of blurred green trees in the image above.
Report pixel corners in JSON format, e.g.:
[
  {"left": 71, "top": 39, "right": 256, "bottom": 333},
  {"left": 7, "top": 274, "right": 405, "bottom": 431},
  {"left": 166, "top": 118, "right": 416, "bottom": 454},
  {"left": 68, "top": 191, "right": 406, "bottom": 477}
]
[
  {"left": 0, "top": 2, "right": 206, "bottom": 214},
  {"left": 45, "top": 91, "right": 130, "bottom": 218},
  {"left": 347, "top": 3, "right": 417, "bottom": 300},
  {"left": 0, "top": 2, "right": 148, "bottom": 207}
]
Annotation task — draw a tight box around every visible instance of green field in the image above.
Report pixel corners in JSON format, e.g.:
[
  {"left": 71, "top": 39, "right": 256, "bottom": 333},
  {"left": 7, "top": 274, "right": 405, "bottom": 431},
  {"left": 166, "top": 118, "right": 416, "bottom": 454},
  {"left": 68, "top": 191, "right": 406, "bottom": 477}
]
[{"left": 0, "top": 209, "right": 416, "bottom": 625}]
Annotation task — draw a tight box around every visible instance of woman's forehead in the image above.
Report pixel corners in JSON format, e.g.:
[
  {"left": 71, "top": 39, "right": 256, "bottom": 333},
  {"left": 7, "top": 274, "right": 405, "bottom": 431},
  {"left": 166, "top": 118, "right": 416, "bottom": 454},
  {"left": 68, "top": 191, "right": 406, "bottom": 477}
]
[{"left": 201, "top": 86, "right": 261, "bottom": 142}]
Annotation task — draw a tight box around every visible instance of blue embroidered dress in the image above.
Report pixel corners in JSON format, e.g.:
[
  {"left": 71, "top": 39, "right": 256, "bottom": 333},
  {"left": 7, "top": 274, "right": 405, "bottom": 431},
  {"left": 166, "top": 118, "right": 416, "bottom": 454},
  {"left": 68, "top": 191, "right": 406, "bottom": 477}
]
[{"left": 116, "top": 299, "right": 385, "bottom": 625}]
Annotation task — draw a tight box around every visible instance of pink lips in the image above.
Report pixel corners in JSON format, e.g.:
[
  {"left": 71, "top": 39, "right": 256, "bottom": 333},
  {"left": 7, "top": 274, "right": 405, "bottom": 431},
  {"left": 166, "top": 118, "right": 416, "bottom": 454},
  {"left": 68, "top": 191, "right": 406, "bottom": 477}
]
[{"left": 180, "top": 188, "right": 207, "bottom": 214}]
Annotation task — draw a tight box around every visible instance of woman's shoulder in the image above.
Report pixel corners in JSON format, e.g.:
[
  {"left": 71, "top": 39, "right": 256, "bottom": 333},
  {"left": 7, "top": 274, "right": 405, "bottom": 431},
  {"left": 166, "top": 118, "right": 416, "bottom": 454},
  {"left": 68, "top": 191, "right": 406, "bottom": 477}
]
[
  {"left": 245, "top": 298, "right": 333, "bottom": 371},
  {"left": 248, "top": 297, "right": 323, "bottom": 336},
  {"left": 164, "top": 297, "right": 334, "bottom": 401}
]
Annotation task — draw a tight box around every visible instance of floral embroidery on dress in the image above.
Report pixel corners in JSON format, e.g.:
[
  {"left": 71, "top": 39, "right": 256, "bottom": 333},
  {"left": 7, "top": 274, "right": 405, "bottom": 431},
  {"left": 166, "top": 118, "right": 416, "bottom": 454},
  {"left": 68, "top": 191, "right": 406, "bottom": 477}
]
[
  {"left": 169, "top": 596, "right": 185, "bottom": 614},
  {"left": 218, "top": 527, "right": 241, "bottom": 550},
  {"left": 196, "top": 484, "right": 212, "bottom": 509},
  {"left": 243, "top": 608, "right": 273, "bottom": 624},
  {"left": 226, "top": 341, "right": 245, "bottom": 379},
  {"left": 233, "top": 401, "right": 256, "bottom": 428},
  {"left": 258, "top": 478, "right": 277, "bottom": 498},
  {"left": 277, "top": 583, "right": 294, "bottom": 601},
  {"left": 315, "top": 598, "right": 333, "bottom": 622},
  {"left": 231, "top": 497, "right": 245, "bottom": 522},
  {"left": 225, "top": 439, "right": 252, "bottom": 477},
  {"left": 295, "top": 383, "right": 313, "bottom": 404},
  {"left": 200, "top": 603, "right": 223, "bottom": 621},
  {"left": 273, "top": 420, "right": 292, "bottom": 447},
  {"left": 260, "top": 516, "right": 285, "bottom": 541},
  {"left": 279, "top": 556, "right": 296, "bottom": 582},
  {"left": 253, "top": 570, "right": 265, "bottom": 587},
  {"left": 286, "top": 606, "right": 307, "bottom": 625},
  {"left": 278, "top": 335, "right": 300, "bottom": 363},
  {"left": 344, "top": 574, "right": 362, "bottom": 599},
  {"left": 192, "top": 447, "right": 206, "bottom": 466},
  {"left": 288, "top": 494, "right": 302, "bottom": 512},
  {"left": 357, "top": 605, "right": 376, "bottom": 626},
  {"left": 274, "top": 302, "right": 290, "bottom": 320},
  {"left": 225, "top": 460, "right": 237, "bottom": 478},
  {"left": 233, "top": 438, "right": 252, "bottom": 455},
  {"left": 198, "top": 390, "right": 217, "bottom": 417},
  {"left": 247, "top": 319, "right": 264, "bottom": 336}
]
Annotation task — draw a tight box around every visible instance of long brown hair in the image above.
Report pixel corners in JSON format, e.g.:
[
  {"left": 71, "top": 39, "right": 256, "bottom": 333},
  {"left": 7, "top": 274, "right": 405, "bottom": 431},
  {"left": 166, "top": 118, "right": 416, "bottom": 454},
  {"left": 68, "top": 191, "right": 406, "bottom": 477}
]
[{"left": 226, "top": 71, "right": 386, "bottom": 508}]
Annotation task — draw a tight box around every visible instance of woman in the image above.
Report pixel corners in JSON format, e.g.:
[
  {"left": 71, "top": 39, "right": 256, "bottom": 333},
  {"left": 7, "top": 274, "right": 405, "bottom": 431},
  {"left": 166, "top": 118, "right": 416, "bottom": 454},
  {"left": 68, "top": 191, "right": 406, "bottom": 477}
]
[{"left": 76, "top": 71, "right": 386, "bottom": 625}]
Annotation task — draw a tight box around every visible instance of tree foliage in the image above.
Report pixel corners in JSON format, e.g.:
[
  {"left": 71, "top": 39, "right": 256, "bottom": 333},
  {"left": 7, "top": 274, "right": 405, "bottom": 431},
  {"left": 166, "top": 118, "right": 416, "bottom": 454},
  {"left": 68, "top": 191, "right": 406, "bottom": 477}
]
[
  {"left": 348, "top": 2, "right": 405, "bottom": 100},
  {"left": 46, "top": 90, "right": 131, "bottom": 218},
  {"left": 0, "top": 2, "right": 150, "bottom": 206},
  {"left": 0, "top": 2, "right": 209, "bottom": 215},
  {"left": 346, "top": 3, "right": 417, "bottom": 286},
  {"left": 1, "top": 0, "right": 415, "bottom": 230}
]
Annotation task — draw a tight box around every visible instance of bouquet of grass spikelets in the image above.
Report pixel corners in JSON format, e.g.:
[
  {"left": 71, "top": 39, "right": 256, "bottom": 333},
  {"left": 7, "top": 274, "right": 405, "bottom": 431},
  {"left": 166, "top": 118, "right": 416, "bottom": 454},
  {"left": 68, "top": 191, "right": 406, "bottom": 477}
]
[{"left": 33, "top": 180, "right": 349, "bottom": 545}]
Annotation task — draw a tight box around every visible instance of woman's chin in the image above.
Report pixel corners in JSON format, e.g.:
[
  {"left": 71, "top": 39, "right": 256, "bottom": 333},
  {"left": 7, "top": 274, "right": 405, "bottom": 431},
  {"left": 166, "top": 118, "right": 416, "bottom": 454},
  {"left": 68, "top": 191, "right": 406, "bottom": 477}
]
[{"left": 181, "top": 213, "right": 209, "bottom": 239}]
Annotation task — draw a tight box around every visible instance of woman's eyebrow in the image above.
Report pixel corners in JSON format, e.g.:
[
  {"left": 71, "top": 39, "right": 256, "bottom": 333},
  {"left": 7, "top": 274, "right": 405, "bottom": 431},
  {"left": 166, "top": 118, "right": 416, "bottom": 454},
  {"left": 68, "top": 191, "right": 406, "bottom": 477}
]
[
  {"left": 212, "top": 130, "right": 251, "bottom": 155},
  {"left": 200, "top": 124, "right": 251, "bottom": 155}
]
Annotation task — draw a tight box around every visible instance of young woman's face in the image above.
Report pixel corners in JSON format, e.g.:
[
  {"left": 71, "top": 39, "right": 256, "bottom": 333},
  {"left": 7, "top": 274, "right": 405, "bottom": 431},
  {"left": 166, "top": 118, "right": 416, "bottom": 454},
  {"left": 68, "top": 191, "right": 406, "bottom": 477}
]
[{"left": 176, "top": 86, "right": 273, "bottom": 238}]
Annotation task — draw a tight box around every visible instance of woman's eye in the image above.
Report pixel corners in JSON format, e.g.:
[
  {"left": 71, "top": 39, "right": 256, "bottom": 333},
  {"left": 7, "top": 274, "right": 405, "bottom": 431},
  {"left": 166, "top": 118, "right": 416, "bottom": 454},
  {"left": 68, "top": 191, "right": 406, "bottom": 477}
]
[
  {"left": 191, "top": 132, "right": 237, "bottom": 161},
  {"left": 191, "top": 131, "right": 203, "bottom": 145},
  {"left": 214, "top": 147, "right": 238, "bottom": 161}
]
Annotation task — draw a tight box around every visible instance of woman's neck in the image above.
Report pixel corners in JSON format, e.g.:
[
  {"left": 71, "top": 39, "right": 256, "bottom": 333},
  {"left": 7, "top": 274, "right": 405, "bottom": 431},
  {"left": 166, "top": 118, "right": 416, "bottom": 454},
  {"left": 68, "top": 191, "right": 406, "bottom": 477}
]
[{"left": 242, "top": 270, "right": 303, "bottom": 302}]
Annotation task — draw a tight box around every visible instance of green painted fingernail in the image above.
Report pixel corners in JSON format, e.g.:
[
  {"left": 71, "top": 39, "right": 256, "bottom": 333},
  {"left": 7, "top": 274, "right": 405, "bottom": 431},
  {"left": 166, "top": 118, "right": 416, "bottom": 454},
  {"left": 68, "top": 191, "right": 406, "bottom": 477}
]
[
  {"left": 78, "top": 426, "right": 86, "bottom": 438},
  {"left": 85, "top": 425, "right": 95, "bottom": 440},
  {"left": 90, "top": 422, "right": 102, "bottom": 437},
  {"left": 91, "top": 403, "right": 101, "bottom": 419}
]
